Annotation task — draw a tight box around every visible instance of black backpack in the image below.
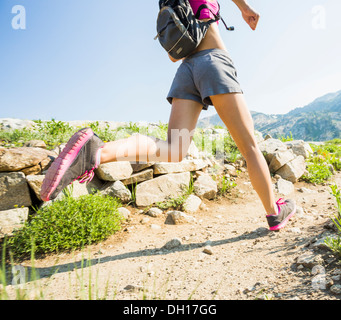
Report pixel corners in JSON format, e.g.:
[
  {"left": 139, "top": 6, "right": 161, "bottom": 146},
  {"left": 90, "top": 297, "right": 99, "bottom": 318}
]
[{"left": 154, "top": 0, "right": 233, "bottom": 60}]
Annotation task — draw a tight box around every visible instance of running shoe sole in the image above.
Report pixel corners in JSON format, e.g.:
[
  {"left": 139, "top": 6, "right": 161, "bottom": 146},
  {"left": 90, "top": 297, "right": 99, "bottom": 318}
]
[{"left": 40, "top": 128, "right": 94, "bottom": 202}]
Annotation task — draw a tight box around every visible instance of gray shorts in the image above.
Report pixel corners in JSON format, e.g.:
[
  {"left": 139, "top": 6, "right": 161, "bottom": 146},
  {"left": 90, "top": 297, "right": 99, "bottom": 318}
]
[{"left": 167, "top": 48, "right": 243, "bottom": 110}]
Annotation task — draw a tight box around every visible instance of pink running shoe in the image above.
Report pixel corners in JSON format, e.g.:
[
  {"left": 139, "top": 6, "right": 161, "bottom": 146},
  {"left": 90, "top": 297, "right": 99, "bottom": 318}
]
[
  {"left": 40, "top": 128, "right": 104, "bottom": 202},
  {"left": 266, "top": 198, "right": 296, "bottom": 231}
]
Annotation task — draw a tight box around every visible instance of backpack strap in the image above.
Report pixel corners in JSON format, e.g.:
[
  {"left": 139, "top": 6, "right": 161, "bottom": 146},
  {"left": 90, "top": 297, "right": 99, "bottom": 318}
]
[{"left": 194, "top": 2, "right": 234, "bottom": 31}]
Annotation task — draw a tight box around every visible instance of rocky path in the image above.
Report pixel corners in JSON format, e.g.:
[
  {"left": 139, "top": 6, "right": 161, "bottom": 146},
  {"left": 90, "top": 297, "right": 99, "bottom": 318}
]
[{"left": 6, "top": 172, "right": 341, "bottom": 300}]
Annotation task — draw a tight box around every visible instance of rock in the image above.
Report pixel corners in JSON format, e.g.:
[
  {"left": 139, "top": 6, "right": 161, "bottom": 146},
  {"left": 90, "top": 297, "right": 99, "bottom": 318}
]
[
  {"left": 0, "top": 147, "right": 56, "bottom": 174},
  {"left": 140, "top": 217, "right": 150, "bottom": 224},
  {"left": 330, "top": 284, "right": 341, "bottom": 295},
  {"left": 150, "top": 224, "right": 161, "bottom": 230},
  {"left": 146, "top": 207, "right": 163, "bottom": 218},
  {"left": 95, "top": 162, "right": 133, "bottom": 181},
  {"left": 135, "top": 172, "right": 190, "bottom": 207},
  {"left": 117, "top": 207, "right": 131, "bottom": 219},
  {"left": 182, "top": 195, "right": 202, "bottom": 214},
  {"left": 120, "top": 168, "right": 153, "bottom": 186},
  {"left": 185, "top": 140, "right": 200, "bottom": 159},
  {"left": 276, "top": 156, "right": 306, "bottom": 183},
  {"left": 0, "top": 207, "right": 29, "bottom": 226},
  {"left": 0, "top": 172, "right": 32, "bottom": 211},
  {"left": 284, "top": 140, "right": 313, "bottom": 159},
  {"left": 268, "top": 149, "right": 295, "bottom": 173},
  {"left": 124, "top": 285, "right": 144, "bottom": 293},
  {"left": 193, "top": 174, "right": 217, "bottom": 200},
  {"left": 130, "top": 162, "right": 155, "bottom": 173},
  {"left": 101, "top": 180, "right": 132, "bottom": 203},
  {"left": 167, "top": 210, "right": 197, "bottom": 224},
  {"left": 26, "top": 175, "right": 45, "bottom": 200},
  {"left": 0, "top": 118, "right": 35, "bottom": 131},
  {"left": 163, "top": 238, "right": 182, "bottom": 250},
  {"left": 203, "top": 245, "right": 213, "bottom": 255},
  {"left": 276, "top": 178, "right": 294, "bottom": 195},
  {"left": 224, "top": 164, "right": 237, "bottom": 177},
  {"left": 153, "top": 159, "right": 207, "bottom": 175},
  {"left": 23, "top": 140, "right": 47, "bottom": 149},
  {"left": 258, "top": 139, "right": 287, "bottom": 163},
  {"left": 296, "top": 251, "right": 324, "bottom": 268}
]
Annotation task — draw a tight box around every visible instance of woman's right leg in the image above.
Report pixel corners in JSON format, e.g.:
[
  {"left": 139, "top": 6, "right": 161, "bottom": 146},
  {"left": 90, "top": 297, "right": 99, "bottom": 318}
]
[
  {"left": 100, "top": 98, "right": 203, "bottom": 164},
  {"left": 41, "top": 98, "right": 202, "bottom": 202}
]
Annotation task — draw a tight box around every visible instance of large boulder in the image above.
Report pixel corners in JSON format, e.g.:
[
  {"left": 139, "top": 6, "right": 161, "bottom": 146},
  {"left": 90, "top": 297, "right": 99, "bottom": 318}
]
[
  {"left": 284, "top": 140, "right": 313, "bottom": 159},
  {"left": 0, "top": 147, "right": 56, "bottom": 175},
  {"left": 135, "top": 172, "right": 190, "bottom": 207},
  {"left": 0, "top": 172, "right": 32, "bottom": 211},
  {"left": 258, "top": 139, "right": 287, "bottom": 163},
  {"left": 276, "top": 156, "right": 306, "bottom": 183}
]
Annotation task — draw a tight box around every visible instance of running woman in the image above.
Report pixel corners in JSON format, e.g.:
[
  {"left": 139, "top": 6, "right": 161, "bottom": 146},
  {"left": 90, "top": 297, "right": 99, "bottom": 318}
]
[{"left": 41, "top": 0, "right": 296, "bottom": 231}]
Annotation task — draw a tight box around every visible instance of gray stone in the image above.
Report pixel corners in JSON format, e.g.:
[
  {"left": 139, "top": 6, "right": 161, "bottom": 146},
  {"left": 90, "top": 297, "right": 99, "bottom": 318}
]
[
  {"left": 120, "top": 168, "right": 153, "bottom": 186},
  {"left": 146, "top": 207, "right": 163, "bottom": 217},
  {"left": 163, "top": 238, "right": 182, "bottom": 250},
  {"left": 0, "top": 147, "right": 56, "bottom": 173},
  {"left": 135, "top": 172, "right": 190, "bottom": 207},
  {"left": 167, "top": 210, "right": 197, "bottom": 225},
  {"left": 95, "top": 161, "right": 133, "bottom": 181},
  {"left": 117, "top": 207, "right": 131, "bottom": 219},
  {"left": 26, "top": 175, "right": 45, "bottom": 200},
  {"left": 102, "top": 180, "right": 132, "bottom": 203},
  {"left": 269, "top": 149, "right": 295, "bottom": 173},
  {"left": 284, "top": 140, "right": 313, "bottom": 159},
  {"left": 258, "top": 138, "right": 287, "bottom": 163},
  {"left": 182, "top": 194, "right": 202, "bottom": 214},
  {"left": 0, "top": 207, "right": 29, "bottom": 237},
  {"left": 296, "top": 251, "right": 324, "bottom": 268},
  {"left": 193, "top": 174, "right": 217, "bottom": 200},
  {"left": 0, "top": 172, "right": 32, "bottom": 211},
  {"left": 276, "top": 178, "right": 294, "bottom": 196},
  {"left": 276, "top": 156, "right": 306, "bottom": 183},
  {"left": 153, "top": 159, "right": 207, "bottom": 175}
]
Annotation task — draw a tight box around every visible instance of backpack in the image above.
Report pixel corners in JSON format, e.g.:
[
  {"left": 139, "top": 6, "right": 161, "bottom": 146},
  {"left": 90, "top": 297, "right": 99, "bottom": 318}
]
[{"left": 154, "top": 0, "right": 233, "bottom": 60}]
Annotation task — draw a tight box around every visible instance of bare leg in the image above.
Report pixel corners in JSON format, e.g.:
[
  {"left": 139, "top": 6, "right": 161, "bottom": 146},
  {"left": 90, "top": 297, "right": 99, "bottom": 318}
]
[
  {"left": 100, "top": 98, "right": 203, "bottom": 164},
  {"left": 211, "top": 93, "right": 278, "bottom": 215}
]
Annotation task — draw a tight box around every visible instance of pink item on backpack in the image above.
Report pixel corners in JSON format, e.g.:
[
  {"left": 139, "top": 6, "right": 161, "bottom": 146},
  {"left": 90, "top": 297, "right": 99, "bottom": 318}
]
[{"left": 188, "top": 0, "right": 220, "bottom": 20}]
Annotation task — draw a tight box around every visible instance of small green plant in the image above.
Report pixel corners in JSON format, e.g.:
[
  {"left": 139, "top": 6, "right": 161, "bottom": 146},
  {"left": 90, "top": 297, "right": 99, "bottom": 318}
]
[
  {"left": 218, "top": 175, "right": 237, "bottom": 196},
  {"left": 325, "top": 185, "right": 341, "bottom": 258},
  {"left": 278, "top": 132, "right": 294, "bottom": 142},
  {"left": 301, "top": 162, "right": 332, "bottom": 184},
  {"left": 7, "top": 193, "right": 123, "bottom": 258}
]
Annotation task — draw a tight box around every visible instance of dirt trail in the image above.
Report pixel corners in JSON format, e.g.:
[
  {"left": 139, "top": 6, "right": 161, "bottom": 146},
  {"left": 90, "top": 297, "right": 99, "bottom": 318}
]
[{"left": 6, "top": 172, "right": 341, "bottom": 300}]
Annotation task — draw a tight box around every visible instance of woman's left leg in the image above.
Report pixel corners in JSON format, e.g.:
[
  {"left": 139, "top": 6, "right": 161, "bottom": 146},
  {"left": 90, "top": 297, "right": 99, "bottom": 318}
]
[{"left": 210, "top": 93, "right": 278, "bottom": 215}]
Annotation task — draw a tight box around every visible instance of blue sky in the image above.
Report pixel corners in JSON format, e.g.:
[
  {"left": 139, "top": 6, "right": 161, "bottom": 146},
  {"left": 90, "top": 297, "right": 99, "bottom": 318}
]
[{"left": 1, "top": 0, "right": 341, "bottom": 123}]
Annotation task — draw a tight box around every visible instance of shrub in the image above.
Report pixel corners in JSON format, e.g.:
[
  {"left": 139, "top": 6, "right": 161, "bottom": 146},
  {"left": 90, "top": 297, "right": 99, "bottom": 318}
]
[
  {"left": 325, "top": 185, "right": 341, "bottom": 258},
  {"left": 7, "top": 193, "right": 123, "bottom": 258}
]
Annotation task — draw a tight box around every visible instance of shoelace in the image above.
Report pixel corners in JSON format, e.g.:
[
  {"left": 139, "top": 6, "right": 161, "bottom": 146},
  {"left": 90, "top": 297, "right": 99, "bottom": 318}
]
[
  {"left": 74, "top": 168, "right": 96, "bottom": 184},
  {"left": 276, "top": 198, "right": 286, "bottom": 214}
]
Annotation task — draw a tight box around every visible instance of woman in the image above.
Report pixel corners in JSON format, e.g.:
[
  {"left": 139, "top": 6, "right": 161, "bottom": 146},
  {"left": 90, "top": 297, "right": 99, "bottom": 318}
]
[{"left": 41, "top": 0, "right": 296, "bottom": 231}]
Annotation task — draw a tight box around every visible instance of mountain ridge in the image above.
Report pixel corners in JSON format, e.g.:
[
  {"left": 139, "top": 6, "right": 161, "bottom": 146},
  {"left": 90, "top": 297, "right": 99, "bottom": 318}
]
[{"left": 198, "top": 89, "right": 341, "bottom": 142}]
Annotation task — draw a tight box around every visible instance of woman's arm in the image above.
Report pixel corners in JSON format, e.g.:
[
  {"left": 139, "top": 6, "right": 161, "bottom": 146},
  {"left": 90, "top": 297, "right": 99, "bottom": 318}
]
[{"left": 232, "top": 0, "right": 260, "bottom": 30}]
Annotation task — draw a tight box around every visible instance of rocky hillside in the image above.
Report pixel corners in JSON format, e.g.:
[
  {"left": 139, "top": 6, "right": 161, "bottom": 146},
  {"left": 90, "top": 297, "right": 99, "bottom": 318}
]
[{"left": 198, "top": 90, "right": 341, "bottom": 142}]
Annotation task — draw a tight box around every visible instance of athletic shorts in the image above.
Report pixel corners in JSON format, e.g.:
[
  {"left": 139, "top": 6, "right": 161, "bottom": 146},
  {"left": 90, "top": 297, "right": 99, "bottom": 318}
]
[{"left": 167, "top": 48, "right": 243, "bottom": 110}]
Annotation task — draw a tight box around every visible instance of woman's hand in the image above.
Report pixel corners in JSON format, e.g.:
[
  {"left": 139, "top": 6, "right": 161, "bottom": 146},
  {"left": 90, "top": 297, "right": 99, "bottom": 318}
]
[
  {"left": 241, "top": 5, "right": 260, "bottom": 30},
  {"left": 232, "top": 0, "right": 260, "bottom": 30}
]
